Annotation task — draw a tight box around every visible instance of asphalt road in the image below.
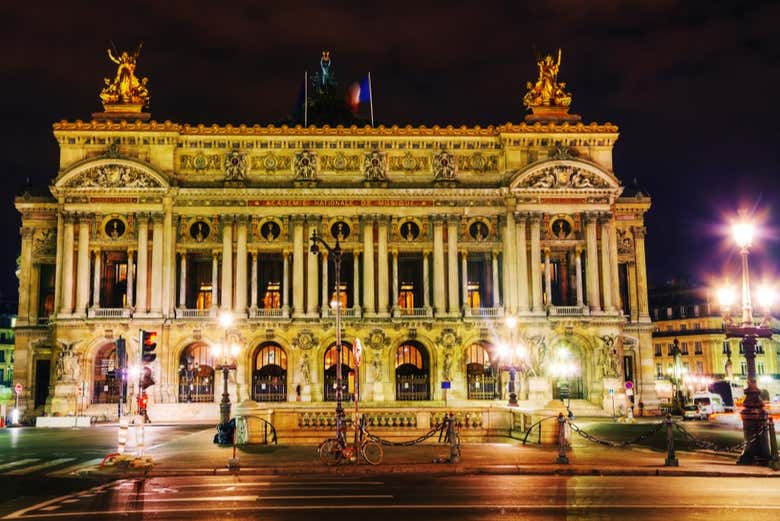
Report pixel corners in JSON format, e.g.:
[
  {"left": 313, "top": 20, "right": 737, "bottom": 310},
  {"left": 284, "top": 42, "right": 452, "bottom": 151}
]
[{"left": 3, "top": 474, "right": 780, "bottom": 520}]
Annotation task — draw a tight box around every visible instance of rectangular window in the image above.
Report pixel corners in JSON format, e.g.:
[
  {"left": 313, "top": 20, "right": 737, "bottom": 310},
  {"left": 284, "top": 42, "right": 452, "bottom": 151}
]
[
  {"left": 668, "top": 343, "right": 676, "bottom": 356},
  {"left": 654, "top": 344, "right": 662, "bottom": 357},
  {"left": 696, "top": 361, "right": 703, "bottom": 374},
  {"left": 398, "top": 282, "right": 415, "bottom": 309},
  {"left": 656, "top": 364, "right": 663, "bottom": 378},
  {"left": 694, "top": 342, "right": 703, "bottom": 354},
  {"left": 666, "top": 307, "right": 673, "bottom": 319},
  {"left": 467, "top": 281, "right": 481, "bottom": 308},
  {"left": 694, "top": 322, "right": 701, "bottom": 330},
  {"left": 680, "top": 324, "right": 687, "bottom": 331},
  {"left": 739, "top": 342, "right": 744, "bottom": 354},
  {"left": 758, "top": 363, "right": 765, "bottom": 375},
  {"left": 740, "top": 362, "right": 747, "bottom": 375},
  {"left": 263, "top": 282, "right": 282, "bottom": 309},
  {"left": 681, "top": 342, "right": 689, "bottom": 355},
  {"left": 0, "top": 350, "right": 4, "bottom": 363}
]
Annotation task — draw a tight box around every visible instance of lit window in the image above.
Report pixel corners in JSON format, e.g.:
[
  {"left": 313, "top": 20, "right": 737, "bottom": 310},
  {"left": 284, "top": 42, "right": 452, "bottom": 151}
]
[
  {"left": 398, "top": 282, "right": 415, "bottom": 309},
  {"left": 467, "top": 281, "right": 481, "bottom": 308},
  {"left": 263, "top": 281, "right": 281, "bottom": 309},
  {"left": 196, "top": 283, "right": 212, "bottom": 310},
  {"left": 329, "top": 283, "right": 348, "bottom": 309}
]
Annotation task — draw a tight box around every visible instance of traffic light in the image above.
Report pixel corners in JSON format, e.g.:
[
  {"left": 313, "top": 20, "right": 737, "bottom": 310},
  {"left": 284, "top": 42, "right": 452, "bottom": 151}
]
[{"left": 142, "top": 330, "right": 157, "bottom": 363}]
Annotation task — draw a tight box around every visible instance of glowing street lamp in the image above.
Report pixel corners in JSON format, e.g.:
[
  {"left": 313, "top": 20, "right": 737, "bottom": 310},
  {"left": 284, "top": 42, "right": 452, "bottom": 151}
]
[
  {"left": 716, "top": 216, "right": 775, "bottom": 465},
  {"left": 213, "top": 311, "right": 240, "bottom": 429},
  {"left": 500, "top": 316, "right": 525, "bottom": 406}
]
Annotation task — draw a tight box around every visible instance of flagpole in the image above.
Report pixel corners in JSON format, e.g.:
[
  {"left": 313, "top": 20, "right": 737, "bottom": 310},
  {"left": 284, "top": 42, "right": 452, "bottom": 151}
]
[
  {"left": 368, "top": 72, "right": 374, "bottom": 128},
  {"left": 304, "top": 70, "right": 308, "bottom": 127}
]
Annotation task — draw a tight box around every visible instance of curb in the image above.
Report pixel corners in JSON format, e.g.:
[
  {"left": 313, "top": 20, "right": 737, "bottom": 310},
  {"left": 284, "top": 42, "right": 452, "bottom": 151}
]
[{"left": 78, "top": 463, "right": 780, "bottom": 480}]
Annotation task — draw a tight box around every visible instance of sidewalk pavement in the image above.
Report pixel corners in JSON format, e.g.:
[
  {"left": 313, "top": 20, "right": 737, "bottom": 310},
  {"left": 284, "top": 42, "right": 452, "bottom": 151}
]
[{"left": 90, "top": 427, "right": 780, "bottom": 479}]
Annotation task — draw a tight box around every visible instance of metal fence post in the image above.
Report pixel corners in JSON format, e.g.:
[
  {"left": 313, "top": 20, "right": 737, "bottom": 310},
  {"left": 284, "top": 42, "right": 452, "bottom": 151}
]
[
  {"left": 448, "top": 412, "right": 461, "bottom": 464},
  {"left": 556, "top": 413, "right": 569, "bottom": 464},
  {"left": 664, "top": 413, "right": 679, "bottom": 467},
  {"left": 768, "top": 416, "right": 779, "bottom": 471}
]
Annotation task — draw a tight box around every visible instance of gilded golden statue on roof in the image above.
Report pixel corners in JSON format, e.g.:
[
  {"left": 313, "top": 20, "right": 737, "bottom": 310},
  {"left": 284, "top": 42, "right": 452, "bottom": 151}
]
[
  {"left": 523, "top": 49, "right": 572, "bottom": 109},
  {"left": 99, "top": 43, "right": 150, "bottom": 108}
]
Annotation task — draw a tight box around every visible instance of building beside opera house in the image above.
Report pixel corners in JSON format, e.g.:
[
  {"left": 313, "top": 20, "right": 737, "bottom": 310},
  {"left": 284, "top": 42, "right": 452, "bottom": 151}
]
[{"left": 13, "top": 49, "right": 656, "bottom": 428}]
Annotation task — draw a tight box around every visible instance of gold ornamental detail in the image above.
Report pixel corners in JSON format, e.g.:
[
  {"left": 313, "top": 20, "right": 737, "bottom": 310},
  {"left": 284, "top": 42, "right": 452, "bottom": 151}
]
[
  {"left": 180, "top": 153, "right": 221, "bottom": 172},
  {"left": 99, "top": 44, "right": 150, "bottom": 108},
  {"left": 523, "top": 49, "right": 572, "bottom": 109}
]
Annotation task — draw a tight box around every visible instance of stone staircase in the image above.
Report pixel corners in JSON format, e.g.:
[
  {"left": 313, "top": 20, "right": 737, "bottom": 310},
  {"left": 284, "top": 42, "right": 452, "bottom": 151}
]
[{"left": 567, "top": 399, "right": 610, "bottom": 417}]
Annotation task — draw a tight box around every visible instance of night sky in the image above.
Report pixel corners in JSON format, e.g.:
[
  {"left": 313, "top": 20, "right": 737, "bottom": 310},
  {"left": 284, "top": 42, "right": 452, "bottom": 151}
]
[{"left": 1, "top": 1, "right": 779, "bottom": 306}]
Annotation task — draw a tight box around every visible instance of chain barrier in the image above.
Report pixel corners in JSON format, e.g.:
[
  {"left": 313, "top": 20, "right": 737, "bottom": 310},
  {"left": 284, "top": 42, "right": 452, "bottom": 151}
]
[
  {"left": 364, "top": 422, "right": 445, "bottom": 447},
  {"left": 673, "top": 421, "right": 767, "bottom": 454},
  {"left": 566, "top": 419, "right": 665, "bottom": 448}
]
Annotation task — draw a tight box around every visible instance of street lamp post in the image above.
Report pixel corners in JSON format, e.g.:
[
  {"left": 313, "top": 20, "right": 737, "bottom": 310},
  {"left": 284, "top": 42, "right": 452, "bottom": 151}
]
[
  {"left": 310, "top": 230, "right": 346, "bottom": 441},
  {"left": 213, "top": 312, "right": 240, "bottom": 429},
  {"left": 667, "top": 338, "right": 684, "bottom": 414},
  {"left": 717, "top": 218, "right": 774, "bottom": 465},
  {"left": 500, "top": 316, "right": 524, "bottom": 406}
]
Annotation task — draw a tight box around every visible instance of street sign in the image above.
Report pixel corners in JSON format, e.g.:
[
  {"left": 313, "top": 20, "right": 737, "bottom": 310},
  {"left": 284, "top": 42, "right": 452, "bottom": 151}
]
[
  {"left": 14, "top": 383, "right": 22, "bottom": 395},
  {"left": 608, "top": 387, "right": 615, "bottom": 395},
  {"left": 625, "top": 380, "right": 634, "bottom": 390},
  {"left": 441, "top": 381, "right": 451, "bottom": 389}
]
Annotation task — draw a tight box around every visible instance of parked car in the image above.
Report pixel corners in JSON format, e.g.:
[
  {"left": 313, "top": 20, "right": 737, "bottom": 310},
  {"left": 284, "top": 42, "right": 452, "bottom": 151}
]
[{"left": 683, "top": 404, "right": 706, "bottom": 420}]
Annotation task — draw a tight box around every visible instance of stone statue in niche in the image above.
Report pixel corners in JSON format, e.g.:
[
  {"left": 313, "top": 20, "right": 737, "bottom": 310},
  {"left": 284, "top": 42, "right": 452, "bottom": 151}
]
[
  {"left": 56, "top": 342, "right": 81, "bottom": 382},
  {"left": 299, "top": 353, "right": 311, "bottom": 385}
]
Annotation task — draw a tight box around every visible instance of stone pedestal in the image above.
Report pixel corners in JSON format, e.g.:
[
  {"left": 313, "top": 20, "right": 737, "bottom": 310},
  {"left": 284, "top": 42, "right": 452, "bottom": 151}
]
[
  {"left": 602, "top": 377, "right": 628, "bottom": 417},
  {"left": 49, "top": 381, "right": 79, "bottom": 417},
  {"left": 301, "top": 384, "right": 312, "bottom": 402},
  {"left": 528, "top": 376, "right": 552, "bottom": 406},
  {"left": 372, "top": 381, "right": 385, "bottom": 402},
  {"left": 532, "top": 400, "right": 569, "bottom": 445}
]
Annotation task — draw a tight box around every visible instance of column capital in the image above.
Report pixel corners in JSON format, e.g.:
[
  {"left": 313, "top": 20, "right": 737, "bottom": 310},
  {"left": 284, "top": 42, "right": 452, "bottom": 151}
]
[
  {"left": 575, "top": 245, "right": 585, "bottom": 255},
  {"left": 135, "top": 212, "right": 150, "bottom": 224},
  {"left": 543, "top": 246, "right": 552, "bottom": 256},
  {"left": 305, "top": 214, "right": 321, "bottom": 225},
  {"left": 631, "top": 226, "right": 647, "bottom": 239},
  {"left": 290, "top": 214, "right": 306, "bottom": 225},
  {"left": 236, "top": 214, "right": 249, "bottom": 225},
  {"left": 391, "top": 248, "right": 399, "bottom": 257},
  {"left": 598, "top": 212, "right": 613, "bottom": 224},
  {"left": 251, "top": 250, "right": 259, "bottom": 260},
  {"left": 492, "top": 248, "right": 500, "bottom": 257},
  {"left": 583, "top": 211, "right": 599, "bottom": 224},
  {"left": 221, "top": 214, "right": 235, "bottom": 225},
  {"left": 21, "top": 226, "right": 35, "bottom": 239},
  {"left": 62, "top": 212, "right": 76, "bottom": 224},
  {"left": 361, "top": 215, "right": 375, "bottom": 225},
  {"left": 91, "top": 246, "right": 102, "bottom": 254},
  {"left": 431, "top": 214, "right": 446, "bottom": 225},
  {"left": 514, "top": 211, "right": 529, "bottom": 224},
  {"left": 78, "top": 212, "right": 94, "bottom": 224},
  {"left": 528, "top": 212, "right": 543, "bottom": 225},
  {"left": 127, "top": 247, "right": 135, "bottom": 255},
  {"left": 176, "top": 248, "right": 187, "bottom": 256},
  {"left": 211, "top": 248, "right": 221, "bottom": 257},
  {"left": 423, "top": 249, "right": 431, "bottom": 258},
  {"left": 446, "top": 214, "right": 460, "bottom": 225}
]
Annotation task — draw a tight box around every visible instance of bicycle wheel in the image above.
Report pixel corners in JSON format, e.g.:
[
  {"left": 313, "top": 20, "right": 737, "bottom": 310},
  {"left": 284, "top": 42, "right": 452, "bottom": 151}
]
[
  {"left": 361, "top": 440, "right": 383, "bottom": 465},
  {"left": 318, "top": 438, "right": 343, "bottom": 466}
]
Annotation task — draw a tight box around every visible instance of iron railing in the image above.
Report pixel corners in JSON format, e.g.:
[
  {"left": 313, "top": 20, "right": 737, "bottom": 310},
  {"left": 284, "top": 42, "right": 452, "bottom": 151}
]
[{"left": 396, "top": 375, "right": 430, "bottom": 400}]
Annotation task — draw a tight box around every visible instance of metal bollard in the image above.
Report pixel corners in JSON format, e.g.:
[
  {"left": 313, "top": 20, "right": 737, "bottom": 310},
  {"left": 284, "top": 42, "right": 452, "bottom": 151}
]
[
  {"left": 447, "top": 413, "right": 461, "bottom": 464},
  {"left": 556, "top": 413, "right": 569, "bottom": 464},
  {"left": 664, "top": 413, "right": 679, "bottom": 467},
  {"left": 768, "top": 416, "right": 779, "bottom": 471}
]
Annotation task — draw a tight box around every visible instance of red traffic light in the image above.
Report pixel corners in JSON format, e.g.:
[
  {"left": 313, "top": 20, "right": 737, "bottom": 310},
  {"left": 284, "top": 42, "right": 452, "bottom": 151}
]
[{"left": 142, "top": 330, "right": 157, "bottom": 363}]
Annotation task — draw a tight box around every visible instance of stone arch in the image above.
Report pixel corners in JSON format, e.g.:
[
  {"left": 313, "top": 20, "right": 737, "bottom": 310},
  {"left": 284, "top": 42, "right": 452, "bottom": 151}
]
[
  {"left": 91, "top": 340, "right": 120, "bottom": 405},
  {"left": 54, "top": 158, "right": 170, "bottom": 191},
  {"left": 177, "top": 341, "right": 216, "bottom": 403},
  {"left": 250, "top": 342, "right": 288, "bottom": 402},
  {"left": 463, "top": 339, "right": 500, "bottom": 400},
  {"left": 322, "top": 339, "right": 355, "bottom": 402},
  {"left": 545, "top": 331, "right": 601, "bottom": 401},
  {"left": 394, "top": 339, "right": 432, "bottom": 401},
  {"left": 508, "top": 158, "right": 621, "bottom": 193}
]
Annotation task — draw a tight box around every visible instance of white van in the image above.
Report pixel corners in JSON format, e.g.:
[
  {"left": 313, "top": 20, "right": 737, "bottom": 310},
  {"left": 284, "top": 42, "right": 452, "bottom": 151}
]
[{"left": 693, "top": 391, "right": 725, "bottom": 417}]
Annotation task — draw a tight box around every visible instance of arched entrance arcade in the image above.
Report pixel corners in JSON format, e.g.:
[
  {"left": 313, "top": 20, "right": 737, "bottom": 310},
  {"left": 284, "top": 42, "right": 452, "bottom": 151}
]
[
  {"left": 92, "top": 342, "right": 120, "bottom": 405},
  {"left": 466, "top": 341, "right": 499, "bottom": 400},
  {"left": 324, "top": 342, "right": 354, "bottom": 402},
  {"left": 395, "top": 341, "right": 430, "bottom": 401},
  {"left": 252, "top": 342, "right": 288, "bottom": 402},
  {"left": 178, "top": 342, "right": 215, "bottom": 403}
]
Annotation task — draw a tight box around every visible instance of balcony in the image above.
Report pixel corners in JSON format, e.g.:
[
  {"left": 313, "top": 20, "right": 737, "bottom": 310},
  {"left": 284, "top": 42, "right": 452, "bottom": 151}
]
[
  {"left": 466, "top": 307, "right": 503, "bottom": 319},
  {"left": 394, "top": 307, "right": 432, "bottom": 318},
  {"left": 249, "top": 308, "right": 288, "bottom": 319},
  {"left": 547, "top": 306, "right": 588, "bottom": 317},
  {"left": 175, "top": 308, "right": 212, "bottom": 319},
  {"left": 88, "top": 308, "right": 132, "bottom": 319},
  {"left": 322, "top": 307, "right": 361, "bottom": 319}
]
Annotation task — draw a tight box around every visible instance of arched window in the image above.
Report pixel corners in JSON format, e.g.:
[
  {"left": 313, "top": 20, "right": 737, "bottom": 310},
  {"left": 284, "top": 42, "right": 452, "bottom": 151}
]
[
  {"left": 178, "top": 342, "right": 215, "bottom": 403},
  {"left": 324, "top": 342, "right": 354, "bottom": 402},
  {"left": 92, "top": 342, "right": 120, "bottom": 404},
  {"left": 395, "top": 341, "right": 430, "bottom": 400},
  {"left": 253, "top": 343, "right": 287, "bottom": 402},
  {"left": 466, "top": 342, "right": 498, "bottom": 400}
]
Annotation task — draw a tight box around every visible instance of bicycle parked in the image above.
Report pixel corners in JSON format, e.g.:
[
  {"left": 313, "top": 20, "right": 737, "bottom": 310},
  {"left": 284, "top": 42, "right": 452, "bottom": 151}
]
[{"left": 318, "top": 414, "right": 383, "bottom": 465}]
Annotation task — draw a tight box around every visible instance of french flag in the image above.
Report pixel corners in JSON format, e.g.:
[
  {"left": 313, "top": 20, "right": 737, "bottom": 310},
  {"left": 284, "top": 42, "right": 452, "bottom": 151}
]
[{"left": 348, "top": 75, "right": 371, "bottom": 111}]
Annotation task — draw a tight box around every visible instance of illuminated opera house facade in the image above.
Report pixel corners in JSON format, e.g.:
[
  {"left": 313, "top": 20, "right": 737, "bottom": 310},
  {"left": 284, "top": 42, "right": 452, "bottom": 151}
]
[{"left": 13, "top": 50, "right": 656, "bottom": 424}]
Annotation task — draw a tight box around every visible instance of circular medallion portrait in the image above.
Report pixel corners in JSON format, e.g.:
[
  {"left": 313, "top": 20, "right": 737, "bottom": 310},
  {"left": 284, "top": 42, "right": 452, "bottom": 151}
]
[
  {"left": 190, "top": 221, "right": 210, "bottom": 242},
  {"left": 104, "top": 218, "right": 126, "bottom": 239},
  {"left": 331, "top": 221, "right": 350, "bottom": 240},
  {"left": 550, "top": 218, "right": 573, "bottom": 239},
  {"left": 469, "top": 221, "right": 489, "bottom": 241},
  {"left": 260, "top": 220, "right": 281, "bottom": 241},
  {"left": 399, "top": 221, "right": 420, "bottom": 241}
]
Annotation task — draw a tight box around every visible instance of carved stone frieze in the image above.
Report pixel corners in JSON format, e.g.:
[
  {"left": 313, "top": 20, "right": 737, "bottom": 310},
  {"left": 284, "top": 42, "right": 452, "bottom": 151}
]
[
  {"left": 32, "top": 229, "right": 56, "bottom": 257},
  {"left": 64, "top": 164, "right": 162, "bottom": 188},
  {"left": 435, "top": 328, "right": 461, "bottom": 350},
  {"left": 321, "top": 152, "right": 359, "bottom": 172},
  {"left": 521, "top": 165, "right": 608, "bottom": 189},
  {"left": 363, "top": 149, "right": 388, "bottom": 182},
  {"left": 251, "top": 152, "right": 291, "bottom": 172},
  {"left": 292, "top": 329, "right": 317, "bottom": 351},
  {"left": 389, "top": 152, "right": 429, "bottom": 172},
  {"left": 180, "top": 153, "right": 220, "bottom": 171},
  {"left": 616, "top": 228, "right": 634, "bottom": 256},
  {"left": 366, "top": 328, "right": 391, "bottom": 351},
  {"left": 293, "top": 150, "right": 318, "bottom": 181},
  {"left": 456, "top": 153, "right": 498, "bottom": 173}
]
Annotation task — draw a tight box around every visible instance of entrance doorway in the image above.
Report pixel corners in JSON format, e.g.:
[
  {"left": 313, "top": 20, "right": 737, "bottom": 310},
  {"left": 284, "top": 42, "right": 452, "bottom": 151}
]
[
  {"left": 395, "top": 341, "right": 430, "bottom": 400},
  {"left": 253, "top": 343, "right": 287, "bottom": 402}
]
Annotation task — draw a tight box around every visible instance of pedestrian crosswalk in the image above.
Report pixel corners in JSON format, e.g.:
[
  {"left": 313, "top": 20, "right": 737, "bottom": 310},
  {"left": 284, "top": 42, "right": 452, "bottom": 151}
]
[{"left": 0, "top": 457, "right": 103, "bottom": 477}]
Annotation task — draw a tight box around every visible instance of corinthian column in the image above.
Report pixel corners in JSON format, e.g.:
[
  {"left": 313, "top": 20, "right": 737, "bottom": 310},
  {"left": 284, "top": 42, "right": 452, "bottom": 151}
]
[
  {"left": 305, "top": 218, "right": 319, "bottom": 316},
  {"left": 515, "top": 213, "right": 529, "bottom": 312},
  {"left": 282, "top": 250, "right": 290, "bottom": 315},
  {"left": 633, "top": 226, "right": 651, "bottom": 320},
  {"left": 575, "top": 246, "right": 584, "bottom": 307},
  {"left": 543, "top": 248, "right": 552, "bottom": 306},
  {"left": 353, "top": 250, "right": 361, "bottom": 312},
  {"left": 75, "top": 215, "right": 91, "bottom": 316},
  {"left": 211, "top": 250, "right": 219, "bottom": 312},
  {"left": 491, "top": 249, "right": 501, "bottom": 307},
  {"left": 126, "top": 249, "right": 134, "bottom": 309},
  {"left": 432, "top": 216, "right": 446, "bottom": 315},
  {"left": 377, "top": 217, "right": 389, "bottom": 316},
  {"left": 250, "top": 251, "right": 258, "bottom": 312},
  {"left": 447, "top": 216, "right": 460, "bottom": 315},
  {"left": 600, "top": 215, "right": 614, "bottom": 311},
  {"left": 136, "top": 214, "right": 149, "bottom": 314},
  {"left": 461, "top": 250, "right": 469, "bottom": 310},
  {"left": 150, "top": 214, "right": 164, "bottom": 314},
  {"left": 221, "top": 215, "right": 234, "bottom": 311},
  {"left": 502, "top": 213, "right": 517, "bottom": 313},
  {"left": 292, "top": 216, "right": 305, "bottom": 316},
  {"left": 529, "top": 214, "right": 543, "bottom": 312},
  {"left": 91, "top": 249, "right": 101, "bottom": 309},
  {"left": 178, "top": 251, "right": 187, "bottom": 308},
  {"left": 60, "top": 215, "right": 75, "bottom": 315},
  {"left": 423, "top": 250, "right": 431, "bottom": 310},
  {"left": 235, "top": 216, "right": 248, "bottom": 314},
  {"left": 584, "top": 212, "right": 601, "bottom": 313},
  {"left": 321, "top": 251, "right": 329, "bottom": 318},
  {"left": 392, "top": 249, "right": 399, "bottom": 315},
  {"left": 362, "top": 217, "right": 375, "bottom": 314}
]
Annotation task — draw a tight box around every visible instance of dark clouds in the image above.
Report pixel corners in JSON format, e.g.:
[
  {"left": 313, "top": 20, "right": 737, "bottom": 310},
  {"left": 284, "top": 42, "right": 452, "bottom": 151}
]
[{"left": 1, "top": 0, "right": 779, "bottom": 302}]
